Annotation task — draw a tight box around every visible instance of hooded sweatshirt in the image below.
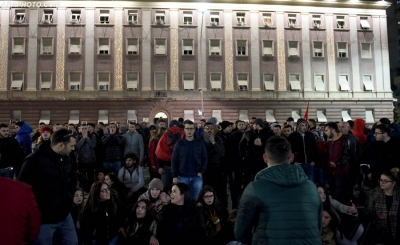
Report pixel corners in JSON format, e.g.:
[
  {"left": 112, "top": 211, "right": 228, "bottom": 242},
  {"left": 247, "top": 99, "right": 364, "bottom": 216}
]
[
  {"left": 288, "top": 118, "right": 317, "bottom": 164},
  {"left": 15, "top": 123, "right": 33, "bottom": 156},
  {"left": 235, "top": 164, "right": 322, "bottom": 245}
]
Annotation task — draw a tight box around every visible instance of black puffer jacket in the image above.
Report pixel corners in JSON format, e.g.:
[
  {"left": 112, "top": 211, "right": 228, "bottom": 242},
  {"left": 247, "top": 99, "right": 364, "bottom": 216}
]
[
  {"left": 18, "top": 143, "right": 76, "bottom": 224},
  {"left": 288, "top": 118, "right": 317, "bottom": 164}
]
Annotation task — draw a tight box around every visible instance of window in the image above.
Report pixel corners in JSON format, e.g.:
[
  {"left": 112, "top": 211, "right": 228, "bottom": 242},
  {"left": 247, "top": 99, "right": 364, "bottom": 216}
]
[
  {"left": 239, "top": 110, "right": 249, "bottom": 122},
  {"left": 337, "top": 42, "right": 348, "bottom": 58},
  {"left": 126, "top": 72, "right": 138, "bottom": 90},
  {"left": 98, "top": 110, "right": 109, "bottom": 124},
  {"left": 40, "top": 72, "right": 52, "bottom": 90},
  {"left": 313, "top": 41, "right": 323, "bottom": 57},
  {"left": 336, "top": 16, "right": 345, "bottom": 29},
  {"left": 127, "top": 110, "right": 138, "bottom": 123},
  {"left": 154, "top": 72, "right": 166, "bottom": 90},
  {"left": 69, "top": 110, "right": 80, "bottom": 124},
  {"left": 361, "top": 43, "right": 372, "bottom": 59},
  {"left": 312, "top": 15, "right": 321, "bottom": 28},
  {"left": 212, "top": 110, "right": 222, "bottom": 123},
  {"left": 210, "top": 73, "right": 222, "bottom": 91},
  {"left": 288, "top": 41, "right": 299, "bottom": 57},
  {"left": 237, "top": 13, "right": 246, "bottom": 26},
  {"left": 183, "top": 73, "right": 194, "bottom": 90},
  {"left": 182, "top": 39, "right": 194, "bottom": 55},
  {"left": 288, "top": 14, "right": 297, "bottom": 27},
  {"left": 289, "top": 74, "right": 301, "bottom": 90},
  {"left": 236, "top": 40, "right": 247, "bottom": 56},
  {"left": 42, "top": 10, "right": 53, "bottom": 24},
  {"left": 339, "top": 74, "right": 350, "bottom": 91},
  {"left": 365, "top": 109, "right": 375, "bottom": 124},
  {"left": 262, "top": 13, "right": 273, "bottom": 27},
  {"left": 155, "top": 38, "right": 166, "bottom": 55},
  {"left": 209, "top": 39, "right": 221, "bottom": 56},
  {"left": 127, "top": 38, "right": 139, "bottom": 55},
  {"left": 262, "top": 40, "right": 274, "bottom": 56},
  {"left": 12, "top": 37, "right": 25, "bottom": 54},
  {"left": 342, "top": 110, "right": 352, "bottom": 121},
  {"left": 210, "top": 12, "right": 219, "bottom": 26},
  {"left": 314, "top": 74, "right": 325, "bottom": 91},
  {"left": 266, "top": 110, "right": 276, "bottom": 122},
  {"left": 317, "top": 110, "right": 327, "bottom": 122},
  {"left": 263, "top": 74, "right": 274, "bottom": 91},
  {"left": 237, "top": 73, "right": 248, "bottom": 91},
  {"left": 360, "top": 16, "right": 370, "bottom": 29},
  {"left": 183, "top": 11, "right": 193, "bottom": 25},
  {"left": 70, "top": 10, "right": 81, "bottom": 24},
  {"left": 41, "top": 37, "right": 53, "bottom": 55},
  {"left": 155, "top": 11, "right": 165, "bottom": 24},
  {"left": 69, "top": 72, "right": 81, "bottom": 90},
  {"left": 127, "top": 10, "right": 138, "bottom": 24},
  {"left": 362, "top": 75, "right": 373, "bottom": 91},
  {"left": 98, "top": 38, "right": 110, "bottom": 55},
  {"left": 40, "top": 111, "right": 50, "bottom": 124},
  {"left": 69, "top": 37, "right": 81, "bottom": 54},
  {"left": 99, "top": 10, "right": 110, "bottom": 24},
  {"left": 98, "top": 72, "right": 110, "bottom": 90},
  {"left": 14, "top": 10, "right": 25, "bottom": 23},
  {"left": 11, "top": 72, "right": 23, "bottom": 90}
]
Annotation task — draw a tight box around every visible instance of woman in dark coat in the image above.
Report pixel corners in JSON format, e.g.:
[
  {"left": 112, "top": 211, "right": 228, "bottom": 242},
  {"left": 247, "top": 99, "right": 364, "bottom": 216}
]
[
  {"left": 80, "top": 181, "right": 125, "bottom": 245},
  {"left": 156, "top": 183, "right": 206, "bottom": 245}
]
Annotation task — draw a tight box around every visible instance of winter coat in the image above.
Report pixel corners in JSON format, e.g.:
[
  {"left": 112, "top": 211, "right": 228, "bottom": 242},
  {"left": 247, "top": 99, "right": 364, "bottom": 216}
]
[
  {"left": 0, "top": 177, "right": 41, "bottom": 245},
  {"left": 76, "top": 133, "right": 97, "bottom": 163},
  {"left": 157, "top": 203, "right": 206, "bottom": 245},
  {"left": 123, "top": 131, "right": 144, "bottom": 161},
  {"left": 199, "top": 134, "right": 225, "bottom": 169},
  {"left": 148, "top": 138, "right": 160, "bottom": 173},
  {"left": 235, "top": 164, "right": 322, "bottom": 245},
  {"left": 288, "top": 119, "right": 317, "bottom": 165},
  {"left": 171, "top": 138, "right": 208, "bottom": 178},
  {"left": 0, "top": 136, "right": 22, "bottom": 169},
  {"left": 15, "top": 123, "right": 33, "bottom": 156},
  {"left": 18, "top": 143, "right": 76, "bottom": 224},
  {"left": 325, "top": 133, "right": 350, "bottom": 176}
]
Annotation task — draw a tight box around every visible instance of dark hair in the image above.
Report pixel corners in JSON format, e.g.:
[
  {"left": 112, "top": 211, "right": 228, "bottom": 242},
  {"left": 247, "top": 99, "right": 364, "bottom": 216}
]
[
  {"left": 51, "top": 128, "right": 76, "bottom": 146},
  {"left": 125, "top": 199, "right": 156, "bottom": 237},
  {"left": 322, "top": 207, "right": 339, "bottom": 237},
  {"left": 174, "top": 183, "right": 194, "bottom": 211},
  {"left": 106, "top": 173, "right": 124, "bottom": 186},
  {"left": 264, "top": 136, "right": 292, "bottom": 164},
  {"left": 184, "top": 120, "right": 194, "bottom": 125},
  {"left": 381, "top": 168, "right": 399, "bottom": 182},
  {"left": 375, "top": 123, "right": 391, "bottom": 135},
  {"left": 178, "top": 118, "right": 184, "bottom": 123},
  {"left": 79, "top": 182, "right": 118, "bottom": 221},
  {"left": 124, "top": 152, "right": 138, "bottom": 167},
  {"left": 324, "top": 122, "right": 339, "bottom": 133},
  {"left": 196, "top": 185, "right": 219, "bottom": 210},
  {"left": 39, "top": 122, "right": 46, "bottom": 125},
  {"left": 149, "top": 125, "right": 156, "bottom": 130},
  {"left": 158, "top": 119, "right": 166, "bottom": 124},
  {"left": 283, "top": 124, "right": 293, "bottom": 130},
  {"left": 379, "top": 118, "right": 391, "bottom": 126},
  {"left": 273, "top": 124, "right": 281, "bottom": 129},
  {"left": 0, "top": 123, "right": 8, "bottom": 128},
  {"left": 308, "top": 119, "right": 316, "bottom": 127}
]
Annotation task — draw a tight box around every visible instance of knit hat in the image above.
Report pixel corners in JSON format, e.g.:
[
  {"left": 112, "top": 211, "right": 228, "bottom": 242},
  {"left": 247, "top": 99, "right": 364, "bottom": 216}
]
[
  {"left": 221, "top": 121, "right": 233, "bottom": 130},
  {"left": 149, "top": 178, "right": 163, "bottom": 190},
  {"left": 254, "top": 118, "right": 264, "bottom": 127},
  {"left": 169, "top": 120, "right": 180, "bottom": 128},
  {"left": 207, "top": 117, "right": 218, "bottom": 126},
  {"left": 40, "top": 126, "right": 53, "bottom": 135}
]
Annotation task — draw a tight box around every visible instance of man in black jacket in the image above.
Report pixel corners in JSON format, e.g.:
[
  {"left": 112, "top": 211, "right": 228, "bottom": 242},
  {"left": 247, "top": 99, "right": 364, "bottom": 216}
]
[
  {"left": 288, "top": 118, "right": 317, "bottom": 182},
  {"left": 0, "top": 123, "right": 23, "bottom": 178},
  {"left": 18, "top": 129, "right": 78, "bottom": 245}
]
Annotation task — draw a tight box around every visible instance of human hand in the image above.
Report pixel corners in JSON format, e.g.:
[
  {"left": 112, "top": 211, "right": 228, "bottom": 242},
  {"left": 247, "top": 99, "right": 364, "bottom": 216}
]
[
  {"left": 310, "top": 162, "right": 315, "bottom": 166},
  {"left": 209, "top": 134, "right": 215, "bottom": 143},
  {"left": 118, "top": 227, "right": 127, "bottom": 238},
  {"left": 254, "top": 137, "right": 262, "bottom": 146},
  {"left": 158, "top": 168, "right": 165, "bottom": 174},
  {"left": 197, "top": 172, "right": 202, "bottom": 177},
  {"left": 376, "top": 211, "right": 387, "bottom": 220},
  {"left": 329, "top": 162, "right": 336, "bottom": 168},
  {"left": 345, "top": 203, "right": 358, "bottom": 214},
  {"left": 159, "top": 192, "right": 168, "bottom": 202},
  {"left": 149, "top": 235, "right": 159, "bottom": 245}
]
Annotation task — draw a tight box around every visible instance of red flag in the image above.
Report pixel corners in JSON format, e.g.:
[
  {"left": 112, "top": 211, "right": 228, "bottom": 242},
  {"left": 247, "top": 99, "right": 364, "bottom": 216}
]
[{"left": 304, "top": 102, "right": 309, "bottom": 121}]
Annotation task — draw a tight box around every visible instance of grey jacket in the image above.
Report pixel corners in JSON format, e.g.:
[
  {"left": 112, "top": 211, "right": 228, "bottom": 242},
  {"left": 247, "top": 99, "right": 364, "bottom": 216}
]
[
  {"left": 123, "top": 131, "right": 144, "bottom": 161},
  {"left": 76, "top": 133, "right": 96, "bottom": 163}
]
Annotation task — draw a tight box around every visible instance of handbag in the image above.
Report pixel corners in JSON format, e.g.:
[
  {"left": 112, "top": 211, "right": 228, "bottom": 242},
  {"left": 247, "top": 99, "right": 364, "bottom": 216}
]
[{"left": 338, "top": 212, "right": 361, "bottom": 240}]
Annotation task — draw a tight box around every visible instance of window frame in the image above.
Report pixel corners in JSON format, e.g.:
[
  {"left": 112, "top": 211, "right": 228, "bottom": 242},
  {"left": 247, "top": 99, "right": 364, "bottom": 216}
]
[
  {"left": 12, "top": 37, "right": 25, "bottom": 54},
  {"left": 126, "top": 38, "right": 139, "bottom": 55},
  {"left": 154, "top": 72, "right": 167, "bottom": 90},
  {"left": 312, "top": 41, "right": 324, "bottom": 58},
  {"left": 69, "top": 72, "right": 81, "bottom": 90},
  {"left": 237, "top": 73, "right": 249, "bottom": 91},
  {"left": 236, "top": 39, "right": 248, "bottom": 56},
  {"left": 288, "top": 41, "right": 300, "bottom": 57},
  {"left": 99, "top": 10, "right": 110, "bottom": 24},
  {"left": 98, "top": 38, "right": 110, "bottom": 55},
  {"left": 40, "top": 72, "right": 52, "bottom": 90},
  {"left": 182, "top": 39, "right": 194, "bottom": 56},
  {"left": 337, "top": 42, "right": 348, "bottom": 58},
  {"left": 98, "top": 72, "right": 110, "bottom": 91},
  {"left": 68, "top": 37, "right": 81, "bottom": 54},
  {"left": 154, "top": 38, "right": 167, "bottom": 55},
  {"left": 126, "top": 72, "right": 139, "bottom": 90}
]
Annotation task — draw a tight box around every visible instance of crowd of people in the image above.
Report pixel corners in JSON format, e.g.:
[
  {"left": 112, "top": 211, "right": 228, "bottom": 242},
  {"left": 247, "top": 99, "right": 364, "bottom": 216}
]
[{"left": 1, "top": 115, "right": 400, "bottom": 245}]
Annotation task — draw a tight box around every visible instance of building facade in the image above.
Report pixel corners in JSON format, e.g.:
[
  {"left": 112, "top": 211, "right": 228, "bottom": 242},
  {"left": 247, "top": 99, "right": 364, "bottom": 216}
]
[{"left": 0, "top": 0, "right": 393, "bottom": 126}]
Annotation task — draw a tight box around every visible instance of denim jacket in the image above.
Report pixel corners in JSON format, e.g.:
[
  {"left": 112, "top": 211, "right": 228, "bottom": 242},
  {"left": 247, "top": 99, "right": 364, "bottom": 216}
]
[{"left": 171, "top": 138, "right": 208, "bottom": 178}]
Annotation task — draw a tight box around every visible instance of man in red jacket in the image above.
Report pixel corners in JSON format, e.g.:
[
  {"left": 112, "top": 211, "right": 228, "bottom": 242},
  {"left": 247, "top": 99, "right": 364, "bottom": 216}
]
[
  {"left": 324, "top": 122, "right": 350, "bottom": 204},
  {"left": 0, "top": 177, "right": 41, "bottom": 245}
]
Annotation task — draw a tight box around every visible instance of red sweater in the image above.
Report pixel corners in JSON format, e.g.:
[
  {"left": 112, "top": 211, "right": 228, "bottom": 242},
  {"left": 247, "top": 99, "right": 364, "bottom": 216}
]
[{"left": 0, "top": 178, "right": 41, "bottom": 245}]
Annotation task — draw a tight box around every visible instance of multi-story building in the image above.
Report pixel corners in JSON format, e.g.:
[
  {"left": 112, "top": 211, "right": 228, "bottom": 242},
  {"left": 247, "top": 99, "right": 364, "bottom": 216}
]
[{"left": 0, "top": 0, "right": 393, "bottom": 126}]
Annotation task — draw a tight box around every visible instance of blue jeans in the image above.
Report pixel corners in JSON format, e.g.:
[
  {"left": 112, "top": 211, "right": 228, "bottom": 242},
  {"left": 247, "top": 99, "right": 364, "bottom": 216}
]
[
  {"left": 178, "top": 175, "right": 203, "bottom": 200},
  {"left": 314, "top": 166, "right": 325, "bottom": 186},
  {"left": 32, "top": 213, "right": 78, "bottom": 245},
  {"left": 299, "top": 164, "right": 315, "bottom": 182},
  {"left": 0, "top": 167, "right": 14, "bottom": 179},
  {"left": 103, "top": 161, "right": 121, "bottom": 175}
]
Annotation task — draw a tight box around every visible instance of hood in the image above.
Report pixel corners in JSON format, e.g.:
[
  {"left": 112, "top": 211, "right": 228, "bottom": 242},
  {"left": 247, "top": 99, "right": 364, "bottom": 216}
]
[
  {"left": 353, "top": 118, "right": 365, "bottom": 134},
  {"left": 255, "top": 164, "right": 309, "bottom": 187},
  {"left": 17, "top": 123, "right": 33, "bottom": 135},
  {"left": 296, "top": 118, "right": 309, "bottom": 133},
  {"left": 328, "top": 132, "right": 343, "bottom": 142}
]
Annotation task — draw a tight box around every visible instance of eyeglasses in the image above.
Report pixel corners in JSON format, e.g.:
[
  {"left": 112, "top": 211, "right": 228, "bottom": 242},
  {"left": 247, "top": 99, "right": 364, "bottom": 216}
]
[
  {"left": 379, "top": 179, "right": 394, "bottom": 184},
  {"left": 374, "top": 132, "right": 383, "bottom": 136},
  {"left": 184, "top": 128, "right": 195, "bottom": 131},
  {"left": 204, "top": 195, "right": 214, "bottom": 199},
  {"left": 100, "top": 188, "right": 110, "bottom": 193},
  {"left": 204, "top": 126, "right": 214, "bottom": 130}
]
